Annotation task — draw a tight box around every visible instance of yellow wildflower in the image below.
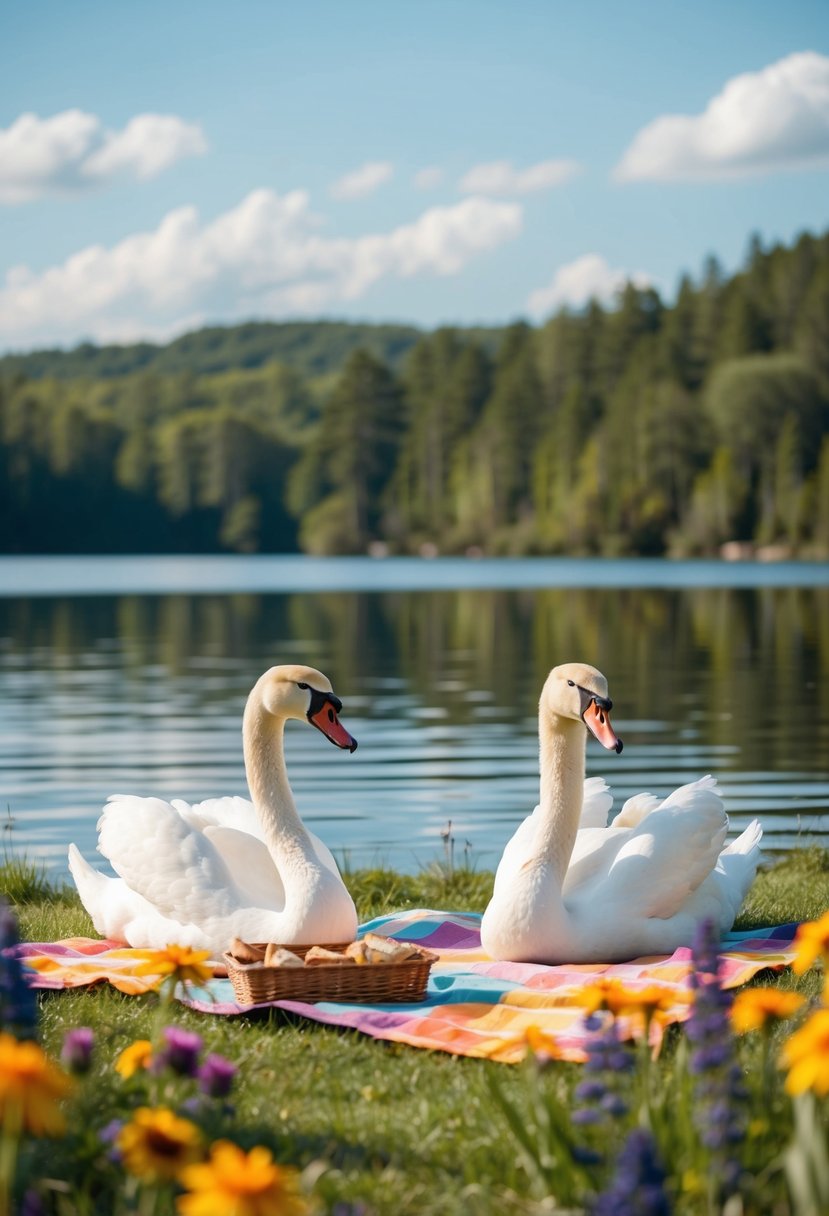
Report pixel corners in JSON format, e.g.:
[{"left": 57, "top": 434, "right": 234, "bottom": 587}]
[
  {"left": 131, "top": 944, "right": 214, "bottom": 988},
  {"left": 114, "top": 1039, "right": 154, "bottom": 1079},
  {"left": 792, "top": 911, "right": 829, "bottom": 976},
  {"left": 576, "top": 979, "right": 681, "bottom": 1019},
  {"left": 178, "top": 1140, "right": 310, "bottom": 1216},
  {"left": 524, "top": 1024, "right": 565, "bottom": 1060},
  {"left": 779, "top": 1008, "right": 829, "bottom": 1096},
  {"left": 731, "top": 988, "right": 805, "bottom": 1035},
  {"left": 575, "top": 978, "right": 627, "bottom": 1015},
  {"left": 0, "top": 1032, "right": 73, "bottom": 1137},
  {"left": 117, "top": 1106, "right": 203, "bottom": 1181}
]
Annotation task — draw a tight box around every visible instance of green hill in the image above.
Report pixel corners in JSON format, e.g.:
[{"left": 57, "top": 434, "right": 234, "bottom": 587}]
[{"left": 0, "top": 320, "right": 427, "bottom": 381}]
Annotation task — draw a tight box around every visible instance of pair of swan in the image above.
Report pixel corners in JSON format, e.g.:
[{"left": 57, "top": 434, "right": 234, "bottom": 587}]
[{"left": 69, "top": 661, "right": 762, "bottom": 964}]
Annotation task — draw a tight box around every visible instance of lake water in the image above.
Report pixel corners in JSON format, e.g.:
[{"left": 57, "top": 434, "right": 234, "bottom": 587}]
[{"left": 1, "top": 556, "right": 828, "bottom": 882}]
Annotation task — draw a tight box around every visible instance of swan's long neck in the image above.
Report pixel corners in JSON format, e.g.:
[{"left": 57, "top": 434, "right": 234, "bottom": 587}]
[
  {"left": 243, "top": 699, "right": 315, "bottom": 872},
  {"left": 537, "top": 707, "right": 586, "bottom": 886}
]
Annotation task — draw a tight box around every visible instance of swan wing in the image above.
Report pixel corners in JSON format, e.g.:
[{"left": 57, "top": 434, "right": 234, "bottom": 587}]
[
  {"left": 613, "top": 793, "right": 660, "bottom": 828},
  {"left": 565, "top": 781, "right": 720, "bottom": 897},
  {"left": 593, "top": 779, "right": 728, "bottom": 920},
  {"left": 68, "top": 843, "right": 213, "bottom": 949},
  {"left": 563, "top": 824, "right": 631, "bottom": 894},
  {"left": 174, "top": 796, "right": 263, "bottom": 837},
  {"left": 202, "top": 826, "right": 287, "bottom": 909},
  {"left": 178, "top": 796, "right": 343, "bottom": 883},
  {"left": 649, "top": 819, "right": 764, "bottom": 935},
  {"left": 97, "top": 795, "right": 255, "bottom": 922}
]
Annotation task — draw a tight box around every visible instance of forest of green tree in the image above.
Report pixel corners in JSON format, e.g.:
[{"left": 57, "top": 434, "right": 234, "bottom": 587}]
[{"left": 2, "top": 228, "right": 828, "bottom": 558}]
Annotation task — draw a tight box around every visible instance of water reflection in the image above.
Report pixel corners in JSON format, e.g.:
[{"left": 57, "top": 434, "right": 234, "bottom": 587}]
[{"left": 1, "top": 579, "right": 827, "bottom": 879}]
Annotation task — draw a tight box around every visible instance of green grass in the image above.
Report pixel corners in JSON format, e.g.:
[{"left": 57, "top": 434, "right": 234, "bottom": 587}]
[
  {"left": 736, "top": 846, "right": 829, "bottom": 927},
  {"left": 4, "top": 852, "right": 828, "bottom": 1215},
  {"left": 0, "top": 849, "right": 73, "bottom": 906}
]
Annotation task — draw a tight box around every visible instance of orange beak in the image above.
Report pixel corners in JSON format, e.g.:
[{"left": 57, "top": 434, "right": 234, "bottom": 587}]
[
  {"left": 583, "top": 700, "right": 623, "bottom": 753},
  {"left": 308, "top": 702, "right": 358, "bottom": 752}
]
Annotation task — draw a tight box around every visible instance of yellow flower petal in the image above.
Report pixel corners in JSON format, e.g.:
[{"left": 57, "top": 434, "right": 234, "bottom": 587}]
[
  {"left": 118, "top": 1106, "right": 203, "bottom": 1182},
  {"left": 114, "top": 1039, "right": 154, "bottom": 1079},
  {"left": 524, "top": 1024, "right": 564, "bottom": 1059},
  {"left": 792, "top": 912, "right": 829, "bottom": 976},
  {"left": 780, "top": 1008, "right": 829, "bottom": 1096},
  {"left": 731, "top": 988, "right": 805, "bottom": 1034},
  {"left": 575, "top": 979, "right": 682, "bottom": 1018},
  {"left": 131, "top": 944, "right": 213, "bottom": 986},
  {"left": 177, "top": 1140, "right": 309, "bottom": 1216},
  {"left": 0, "top": 1032, "right": 73, "bottom": 1138}
]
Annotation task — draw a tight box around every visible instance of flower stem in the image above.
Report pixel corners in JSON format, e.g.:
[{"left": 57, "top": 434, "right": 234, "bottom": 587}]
[{"left": 0, "top": 1126, "right": 20, "bottom": 1216}]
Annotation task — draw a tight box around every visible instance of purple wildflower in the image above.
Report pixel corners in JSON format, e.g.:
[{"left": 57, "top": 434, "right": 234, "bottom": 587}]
[
  {"left": 576, "top": 1079, "right": 607, "bottom": 1102},
  {"left": 154, "top": 1025, "right": 203, "bottom": 1077},
  {"left": 198, "top": 1052, "right": 236, "bottom": 1098},
  {"left": 600, "top": 1093, "right": 628, "bottom": 1117},
  {"left": 571, "top": 1012, "right": 635, "bottom": 1172},
  {"left": 686, "top": 919, "right": 746, "bottom": 1199},
  {"left": 99, "top": 1118, "right": 124, "bottom": 1164},
  {"left": 593, "top": 1128, "right": 672, "bottom": 1216},
  {"left": 19, "top": 1191, "right": 46, "bottom": 1216},
  {"left": 0, "top": 899, "right": 38, "bottom": 1038},
  {"left": 582, "top": 1018, "right": 636, "bottom": 1076},
  {"left": 61, "top": 1026, "right": 94, "bottom": 1074}
]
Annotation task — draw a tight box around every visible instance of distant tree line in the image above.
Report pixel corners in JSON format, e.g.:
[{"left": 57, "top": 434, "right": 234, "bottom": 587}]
[{"left": 2, "top": 228, "right": 828, "bottom": 557}]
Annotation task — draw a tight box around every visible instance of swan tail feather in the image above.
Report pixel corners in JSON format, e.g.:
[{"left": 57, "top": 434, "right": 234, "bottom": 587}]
[
  {"left": 716, "top": 819, "right": 764, "bottom": 920},
  {"left": 722, "top": 818, "right": 763, "bottom": 857},
  {"left": 68, "top": 844, "right": 121, "bottom": 939}
]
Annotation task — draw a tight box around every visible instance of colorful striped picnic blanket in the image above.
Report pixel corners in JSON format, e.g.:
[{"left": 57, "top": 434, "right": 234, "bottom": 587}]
[{"left": 18, "top": 910, "right": 800, "bottom": 1063}]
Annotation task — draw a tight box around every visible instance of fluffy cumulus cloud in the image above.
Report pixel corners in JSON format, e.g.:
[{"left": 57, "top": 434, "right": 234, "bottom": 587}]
[
  {"left": 615, "top": 51, "right": 829, "bottom": 182},
  {"left": 459, "top": 158, "right": 580, "bottom": 195},
  {"left": 0, "top": 189, "right": 522, "bottom": 347},
  {"left": 526, "top": 253, "right": 651, "bottom": 318},
  {"left": 0, "top": 110, "right": 207, "bottom": 204},
  {"left": 329, "top": 160, "right": 394, "bottom": 200}
]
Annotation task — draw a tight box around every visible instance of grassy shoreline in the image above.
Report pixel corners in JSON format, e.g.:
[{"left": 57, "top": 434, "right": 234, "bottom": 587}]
[{"left": 3, "top": 849, "right": 829, "bottom": 1215}]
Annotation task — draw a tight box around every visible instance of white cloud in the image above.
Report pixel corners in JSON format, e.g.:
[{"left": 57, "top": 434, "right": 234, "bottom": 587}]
[
  {"left": 329, "top": 160, "right": 394, "bottom": 200},
  {"left": 459, "top": 158, "right": 580, "bottom": 195},
  {"left": 526, "top": 253, "right": 651, "bottom": 317},
  {"left": 413, "top": 165, "right": 444, "bottom": 190},
  {"left": 0, "top": 110, "right": 207, "bottom": 204},
  {"left": 0, "top": 189, "right": 522, "bottom": 348},
  {"left": 615, "top": 51, "right": 829, "bottom": 182},
  {"left": 83, "top": 114, "right": 208, "bottom": 181}
]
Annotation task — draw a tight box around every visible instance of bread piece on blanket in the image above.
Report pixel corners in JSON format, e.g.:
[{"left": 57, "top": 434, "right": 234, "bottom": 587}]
[
  {"left": 263, "top": 943, "right": 304, "bottom": 968},
  {"left": 362, "top": 932, "right": 419, "bottom": 963},
  {"left": 304, "top": 946, "right": 354, "bottom": 966},
  {"left": 230, "top": 938, "right": 266, "bottom": 964}
]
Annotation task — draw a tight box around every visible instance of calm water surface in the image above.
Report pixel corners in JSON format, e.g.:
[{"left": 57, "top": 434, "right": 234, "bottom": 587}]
[{"left": 1, "top": 556, "right": 828, "bottom": 880}]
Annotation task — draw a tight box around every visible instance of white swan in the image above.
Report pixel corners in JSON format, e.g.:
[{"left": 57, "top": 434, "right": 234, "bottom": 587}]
[
  {"left": 68, "top": 665, "right": 359, "bottom": 954},
  {"left": 480, "top": 662, "right": 763, "bottom": 964}
]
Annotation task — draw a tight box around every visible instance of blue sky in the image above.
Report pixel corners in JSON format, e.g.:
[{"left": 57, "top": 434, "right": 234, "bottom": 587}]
[{"left": 1, "top": 0, "right": 828, "bottom": 352}]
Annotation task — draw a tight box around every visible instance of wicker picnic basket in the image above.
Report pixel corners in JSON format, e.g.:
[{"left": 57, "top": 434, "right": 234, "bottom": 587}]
[{"left": 222, "top": 941, "right": 438, "bottom": 1006}]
